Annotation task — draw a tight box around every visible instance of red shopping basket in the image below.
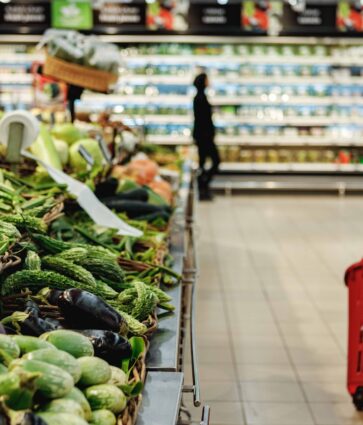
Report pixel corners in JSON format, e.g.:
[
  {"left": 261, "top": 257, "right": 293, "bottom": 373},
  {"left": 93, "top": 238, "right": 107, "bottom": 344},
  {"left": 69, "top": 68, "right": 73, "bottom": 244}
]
[{"left": 345, "top": 259, "right": 363, "bottom": 410}]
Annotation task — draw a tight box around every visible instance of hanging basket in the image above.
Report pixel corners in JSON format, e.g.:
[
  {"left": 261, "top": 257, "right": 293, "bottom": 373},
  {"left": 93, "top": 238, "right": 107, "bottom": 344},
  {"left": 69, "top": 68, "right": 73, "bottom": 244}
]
[{"left": 43, "top": 55, "right": 118, "bottom": 93}]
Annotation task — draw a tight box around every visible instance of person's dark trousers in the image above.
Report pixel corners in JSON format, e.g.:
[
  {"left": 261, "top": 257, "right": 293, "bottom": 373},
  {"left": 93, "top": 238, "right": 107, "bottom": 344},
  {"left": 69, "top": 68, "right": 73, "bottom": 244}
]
[{"left": 196, "top": 140, "right": 221, "bottom": 196}]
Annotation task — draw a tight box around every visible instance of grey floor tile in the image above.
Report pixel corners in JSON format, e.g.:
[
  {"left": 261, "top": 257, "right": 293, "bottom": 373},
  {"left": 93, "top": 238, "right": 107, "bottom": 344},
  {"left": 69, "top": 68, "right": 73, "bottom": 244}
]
[
  {"left": 237, "top": 364, "right": 297, "bottom": 383},
  {"left": 240, "top": 382, "right": 305, "bottom": 402},
  {"left": 310, "top": 402, "right": 363, "bottom": 425},
  {"left": 243, "top": 401, "right": 314, "bottom": 425}
]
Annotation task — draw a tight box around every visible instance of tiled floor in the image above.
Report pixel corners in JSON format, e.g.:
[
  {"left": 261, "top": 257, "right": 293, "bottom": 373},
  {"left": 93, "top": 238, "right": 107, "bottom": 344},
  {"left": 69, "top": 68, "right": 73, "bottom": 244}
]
[{"left": 189, "top": 195, "right": 363, "bottom": 425}]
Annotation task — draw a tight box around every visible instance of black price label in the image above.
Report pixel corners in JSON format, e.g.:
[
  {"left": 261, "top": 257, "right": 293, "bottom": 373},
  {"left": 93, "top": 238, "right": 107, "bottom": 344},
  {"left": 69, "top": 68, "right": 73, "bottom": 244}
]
[{"left": 0, "top": 1, "right": 50, "bottom": 32}]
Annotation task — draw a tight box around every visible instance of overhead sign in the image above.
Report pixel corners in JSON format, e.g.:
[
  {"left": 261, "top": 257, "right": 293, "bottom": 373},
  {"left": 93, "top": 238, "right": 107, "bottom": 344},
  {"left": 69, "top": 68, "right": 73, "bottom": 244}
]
[
  {"left": 281, "top": 3, "right": 337, "bottom": 35},
  {"left": 93, "top": 0, "right": 146, "bottom": 33},
  {"left": 188, "top": 3, "right": 241, "bottom": 32},
  {"left": 51, "top": 0, "right": 93, "bottom": 30},
  {"left": 0, "top": 1, "right": 50, "bottom": 33}
]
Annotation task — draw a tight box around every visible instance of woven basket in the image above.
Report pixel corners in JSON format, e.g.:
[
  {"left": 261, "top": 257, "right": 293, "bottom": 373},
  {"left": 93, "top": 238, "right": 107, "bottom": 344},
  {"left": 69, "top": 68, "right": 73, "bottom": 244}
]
[
  {"left": 119, "top": 339, "right": 148, "bottom": 425},
  {"left": 44, "top": 55, "right": 118, "bottom": 93},
  {"left": 0, "top": 253, "right": 21, "bottom": 274}
]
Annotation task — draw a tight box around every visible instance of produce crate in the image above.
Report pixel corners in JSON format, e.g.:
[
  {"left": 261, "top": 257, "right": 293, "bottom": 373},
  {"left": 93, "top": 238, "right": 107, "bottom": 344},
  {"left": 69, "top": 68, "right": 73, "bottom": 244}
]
[
  {"left": 43, "top": 55, "right": 118, "bottom": 93},
  {"left": 345, "top": 259, "right": 363, "bottom": 410}
]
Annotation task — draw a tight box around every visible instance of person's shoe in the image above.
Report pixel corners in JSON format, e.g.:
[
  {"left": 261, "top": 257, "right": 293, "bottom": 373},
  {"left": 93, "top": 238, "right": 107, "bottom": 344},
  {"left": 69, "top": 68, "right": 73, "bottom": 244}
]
[{"left": 199, "top": 190, "right": 213, "bottom": 201}]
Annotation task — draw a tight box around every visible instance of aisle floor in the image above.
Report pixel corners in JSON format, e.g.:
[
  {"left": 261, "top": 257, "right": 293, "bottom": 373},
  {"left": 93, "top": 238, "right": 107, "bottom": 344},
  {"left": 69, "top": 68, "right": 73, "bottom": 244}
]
[{"left": 190, "top": 195, "right": 363, "bottom": 425}]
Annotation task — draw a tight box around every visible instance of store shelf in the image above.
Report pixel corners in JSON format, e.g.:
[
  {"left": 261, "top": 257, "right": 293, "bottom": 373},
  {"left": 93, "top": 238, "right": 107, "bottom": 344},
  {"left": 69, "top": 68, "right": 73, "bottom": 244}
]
[
  {"left": 212, "top": 174, "right": 363, "bottom": 193},
  {"left": 219, "top": 162, "right": 363, "bottom": 173},
  {"left": 0, "top": 74, "right": 32, "bottom": 83},
  {"left": 215, "top": 116, "right": 357, "bottom": 126},
  {"left": 217, "top": 135, "right": 363, "bottom": 146},
  {"left": 0, "top": 53, "right": 43, "bottom": 63},
  {"left": 143, "top": 135, "right": 363, "bottom": 147},
  {"left": 136, "top": 372, "right": 183, "bottom": 425},
  {"left": 124, "top": 54, "right": 333, "bottom": 65},
  {"left": 81, "top": 93, "right": 189, "bottom": 104},
  {"left": 119, "top": 73, "right": 334, "bottom": 85}
]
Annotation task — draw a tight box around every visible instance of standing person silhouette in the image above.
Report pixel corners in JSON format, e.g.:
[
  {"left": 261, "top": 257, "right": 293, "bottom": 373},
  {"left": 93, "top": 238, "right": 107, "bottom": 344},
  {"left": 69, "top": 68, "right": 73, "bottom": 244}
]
[{"left": 193, "top": 72, "right": 220, "bottom": 201}]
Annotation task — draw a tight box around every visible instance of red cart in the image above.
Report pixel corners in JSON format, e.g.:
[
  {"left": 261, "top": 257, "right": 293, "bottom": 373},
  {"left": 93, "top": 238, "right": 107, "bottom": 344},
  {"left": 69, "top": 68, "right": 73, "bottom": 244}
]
[{"left": 345, "top": 259, "right": 363, "bottom": 410}]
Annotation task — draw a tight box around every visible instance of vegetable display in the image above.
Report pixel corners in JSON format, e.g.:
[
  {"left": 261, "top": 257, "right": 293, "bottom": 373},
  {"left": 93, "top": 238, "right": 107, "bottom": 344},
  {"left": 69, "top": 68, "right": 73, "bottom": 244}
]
[{"left": 0, "top": 115, "right": 184, "bottom": 425}]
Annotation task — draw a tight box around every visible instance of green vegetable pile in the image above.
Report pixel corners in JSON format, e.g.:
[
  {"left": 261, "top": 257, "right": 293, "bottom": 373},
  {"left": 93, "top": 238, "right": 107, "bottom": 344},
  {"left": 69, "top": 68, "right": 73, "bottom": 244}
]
[
  {"left": 0, "top": 116, "right": 183, "bottom": 425},
  {"left": 0, "top": 331, "right": 145, "bottom": 425}
]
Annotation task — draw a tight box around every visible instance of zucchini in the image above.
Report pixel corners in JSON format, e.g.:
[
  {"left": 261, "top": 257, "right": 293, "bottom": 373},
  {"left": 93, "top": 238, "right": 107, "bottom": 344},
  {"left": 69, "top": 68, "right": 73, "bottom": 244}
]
[
  {"left": 10, "top": 359, "right": 74, "bottom": 399},
  {"left": 0, "top": 371, "right": 37, "bottom": 410},
  {"left": 90, "top": 409, "right": 116, "bottom": 425},
  {"left": 40, "top": 399, "right": 85, "bottom": 419},
  {"left": 12, "top": 335, "right": 55, "bottom": 354},
  {"left": 63, "top": 387, "right": 92, "bottom": 421},
  {"left": 38, "top": 413, "right": 88, "bottom": 425},
  {"left": 24, "top": 348, "right": 81, "bottom": 384},
  {"left": 40, "top": 330, "right": 94, "bottom": 358},
  {"left": 0, "top": 335, "right": 20, "bottom": 364},
  {"left": 84, "top": 384, "right": 127, "bottom": 414},
  {"left": 77, "top": 356, "right": 111, "bottom": 387}
]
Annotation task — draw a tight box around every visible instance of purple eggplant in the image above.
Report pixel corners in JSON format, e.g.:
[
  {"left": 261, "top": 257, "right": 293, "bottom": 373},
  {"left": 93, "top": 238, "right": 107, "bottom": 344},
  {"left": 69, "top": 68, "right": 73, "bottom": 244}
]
[
  {"left": 49, "top": 289, "right": 126, "bottom": 333},
  {"left": 76, "top": 329, "right": 132, "bottom": 365},
  {"left": 20, "top": 315, "right": 62, "bottom": 337}
]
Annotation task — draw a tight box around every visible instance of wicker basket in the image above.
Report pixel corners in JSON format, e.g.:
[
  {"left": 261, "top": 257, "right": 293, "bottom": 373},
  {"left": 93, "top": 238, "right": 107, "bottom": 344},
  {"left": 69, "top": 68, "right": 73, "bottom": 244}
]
[
  {"left": 43, "top": 55, "right": 118, "bottom": 93},
  {"left": 119, "top": 339, "right": 148, "bottom": 425}
]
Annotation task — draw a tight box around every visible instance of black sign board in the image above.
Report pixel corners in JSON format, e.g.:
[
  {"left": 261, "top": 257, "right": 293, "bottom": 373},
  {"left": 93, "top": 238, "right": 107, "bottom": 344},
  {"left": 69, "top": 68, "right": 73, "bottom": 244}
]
[
  {"left": 0, "top": 0, "right": 50, "bottom": 34},
  {"left": 93, "top": 1, "right": 146, "bottom": 33},
  {"left": 188, "top": 3, "right": 242, "bottom": 33},
  {"left": 281, "top": 3, "right": 337, "bottom": 35}
]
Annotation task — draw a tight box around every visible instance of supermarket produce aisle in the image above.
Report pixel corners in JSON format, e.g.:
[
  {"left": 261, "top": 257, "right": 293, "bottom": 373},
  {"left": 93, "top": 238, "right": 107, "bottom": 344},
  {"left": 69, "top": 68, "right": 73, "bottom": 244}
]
[{"left": 191, "top": 195, "right": 363, "bottom": 425}]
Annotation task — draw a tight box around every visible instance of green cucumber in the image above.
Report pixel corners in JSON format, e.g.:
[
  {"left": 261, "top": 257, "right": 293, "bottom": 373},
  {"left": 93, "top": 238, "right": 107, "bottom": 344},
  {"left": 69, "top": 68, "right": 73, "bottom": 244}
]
[
  {"left": 84, "top": 384, "right": 127, "bottom": 414},
  {"left": 40, "top": 330, "right": 94, "bottom": 358},
  {"left": 63, "top": 387, "right": 92, "bottom": 421},
  {"left": 107, "top": 366, "right": 127, "bottom": 388},
  {"left": 0, "top": 335, "right": 20, "bottom": 364},
  {"left": 12, "top": 335, "right": 55, "bottom": 354},
  {"left": 90, "top": 409, "right": 116, "bottom": 425},
  {"left": 38, "top": 413, "right": 88, "bottom": 425},
  {"left": 24, "top": 348, "right": 81, "bottom": 384},
  {"left": 40, "top": 399, "right": 85, "bottom": 419},
  {"left": 10, "top": 359, "right": 73, "bottom": 399},
  {"left": 77, "top": 357, "right": 111, "bottom": 387},
  {"left": 0, "top": 371, "right": 37, "bottom": 410}
]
